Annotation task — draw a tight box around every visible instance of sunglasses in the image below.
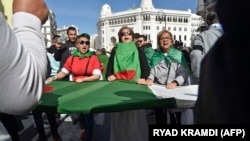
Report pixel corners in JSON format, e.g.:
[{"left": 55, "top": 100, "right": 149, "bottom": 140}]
[
  {"left": 79, "top": 40, "right": 90, "bottom": 45},
  {"left": 121, "top": 32, "right": 132, "bottom": 36}
]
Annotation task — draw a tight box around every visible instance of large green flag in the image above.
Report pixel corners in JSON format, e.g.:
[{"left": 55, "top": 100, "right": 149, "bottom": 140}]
[{"left": 114, "top": 41, "right": 141, "bottom": 81}]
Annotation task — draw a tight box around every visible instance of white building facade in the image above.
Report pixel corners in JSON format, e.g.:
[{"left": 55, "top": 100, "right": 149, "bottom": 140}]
[
  {"left": 56, "top": 25, "right": 80, "bottom": 37},
  {"left": 42, "top": 11, "right": 80, "bottom": 47},
  {"left": 96, "top": 0, "right": 203, "bottom": 51},
  {"left": 41, "top": 10, "right": 58, "bottom": 47}
]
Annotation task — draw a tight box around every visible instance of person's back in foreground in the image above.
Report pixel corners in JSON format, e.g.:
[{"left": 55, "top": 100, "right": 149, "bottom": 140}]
[
  {"left": 190, "top": 11, "right": 223, "bottom": 84},
  {"left": 0, "top": 0, "right": 49, "bottom": 115},
  {"left": 194, "top": 0, "right": 250, "bottom": 124}
]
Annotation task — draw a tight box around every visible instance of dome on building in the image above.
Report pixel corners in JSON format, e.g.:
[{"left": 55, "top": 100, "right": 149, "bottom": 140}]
[
  {"left": 96, "top": 0, "right": 202, "bottom": 51},
  {"left": 141, "top": 0, "right": 154, "bottom": 11},
  {"left": 100, "top": 4, "right": 112, "bottom": 18}
]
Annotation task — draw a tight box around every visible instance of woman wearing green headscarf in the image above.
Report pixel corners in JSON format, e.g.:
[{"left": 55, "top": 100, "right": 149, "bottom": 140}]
[
  {"left": 106, "top": 27, "right": 150, "bottom": 84},
  {"left": 106, "top": 26, "right": 150, "bottom": 141},
  {"left": 146, "top": 30, "right": 190, "bottom": 124},
  {"left": 146, "top": 30, "right": 189, "bottom": 88}
]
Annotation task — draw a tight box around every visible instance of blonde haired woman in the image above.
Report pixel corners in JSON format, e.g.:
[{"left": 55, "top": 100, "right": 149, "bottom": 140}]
[{"left": 146, "top": 30, "right": 190, "bottom": 124}]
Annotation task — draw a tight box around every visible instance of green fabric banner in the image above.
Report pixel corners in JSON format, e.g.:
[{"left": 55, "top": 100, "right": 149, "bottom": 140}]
[
  {"left": 37, "top": 80, "right": 176, "bottom": 114},
  {"left": 114, "top": 42, "right": 141, "bottom": 80}
]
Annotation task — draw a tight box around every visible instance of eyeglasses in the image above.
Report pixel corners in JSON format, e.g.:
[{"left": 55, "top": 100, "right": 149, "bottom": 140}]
[
  {"left": 137, "top": 40, "right": 143, "bottom": 44},
  {"left": 79, "top": 40, "right": 90, "bottom": 45},
  {"left": 160, "top": 37, "right": 171, "bottom": 41},
  {"left": 121, "top": 32, "right": 132, "bottom": 36}
]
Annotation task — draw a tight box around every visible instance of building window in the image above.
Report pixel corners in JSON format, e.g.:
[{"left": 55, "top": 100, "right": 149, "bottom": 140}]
[
  {"left": 143, "top": 15, "right": 150, "bottom": 21},
  {"left": 146, "top": 34, "right": 151, "bottom": 41}
]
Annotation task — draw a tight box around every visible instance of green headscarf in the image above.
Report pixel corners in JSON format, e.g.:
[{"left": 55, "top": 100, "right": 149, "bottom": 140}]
[
  {"left": 114, "top": 41, "right": 141, "bottom": 81},
  {"left": 150, "top": 46, "right": 189, "bottom": 71},
  {"left": 71, "top": 49, "right": 93, "bottom": 58},
  {"left": 144, "top": 47, "right": 155, "bottom": 65}
]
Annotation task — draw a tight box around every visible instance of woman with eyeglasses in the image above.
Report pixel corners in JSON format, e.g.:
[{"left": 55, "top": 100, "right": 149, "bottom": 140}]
[
  {"left": 46, "top": 33, "right": 102, "bottom": 141},
  {"left": 146, "top": 30, "right": 190, "bottom": 125},
  {"left": 106, "top": 26, "right": 150, "bottom": 141}
]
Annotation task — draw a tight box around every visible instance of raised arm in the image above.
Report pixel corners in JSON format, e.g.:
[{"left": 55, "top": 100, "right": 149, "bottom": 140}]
[{"left": 0, "top": 0, "right": 49, "bottom": 115}]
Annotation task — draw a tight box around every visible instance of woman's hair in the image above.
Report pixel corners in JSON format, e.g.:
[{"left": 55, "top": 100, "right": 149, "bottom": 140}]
[
  {"left": 157, "top": 30, "right": 174, "bottom": 50},
  {"left": 117, "top": 26, "right": 134, "bottom": 42}
]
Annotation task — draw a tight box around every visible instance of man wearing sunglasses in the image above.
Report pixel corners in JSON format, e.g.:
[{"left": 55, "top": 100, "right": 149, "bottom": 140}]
[
  {"left": 136, "top": 34, "right": 146, "bottom": 48},
  {"left": 136, "top": 34, "right": 155, "bottom": 66}
]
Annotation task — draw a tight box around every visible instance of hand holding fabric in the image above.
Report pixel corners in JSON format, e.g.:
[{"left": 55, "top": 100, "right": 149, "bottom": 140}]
[
  {"left": 137, "top": 78, "right": 146, "bottom": 85},
  {"left": 145, "top": 79, "right": 153, "bottom": 86},
  {"left": 166, "top": 82, "right": 177, "bottom": 89},
  {"left": 107, "top": 75, "right": 116, "bottom": 81}
]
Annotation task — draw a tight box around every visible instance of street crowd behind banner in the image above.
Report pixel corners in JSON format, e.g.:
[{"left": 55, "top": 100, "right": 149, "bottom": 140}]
[{"left": 149, "top": 125, "right": 250, "bottom": 140}]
